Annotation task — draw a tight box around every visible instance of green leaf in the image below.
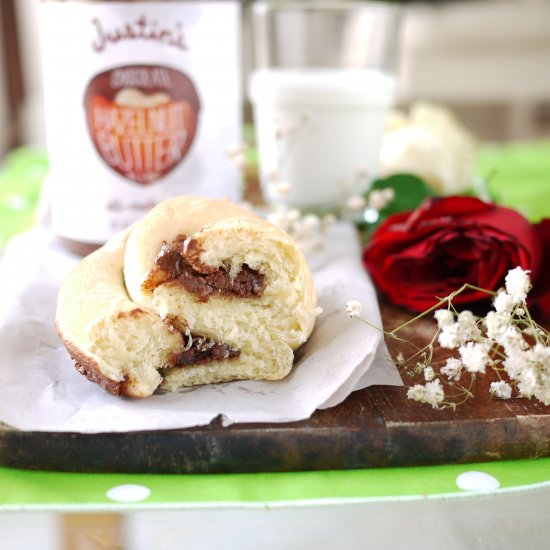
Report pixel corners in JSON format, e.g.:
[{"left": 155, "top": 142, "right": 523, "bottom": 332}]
[
  {"left": 359, "top": 174, "right": 436, "bottom": 239},
  {"left": 371, "top": 173, "right": 436, "bottom": 215}
]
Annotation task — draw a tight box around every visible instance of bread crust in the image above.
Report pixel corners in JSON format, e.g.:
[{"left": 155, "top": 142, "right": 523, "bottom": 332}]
[{"left": 56, "top": 319, "right": 148, "bottom": 398}]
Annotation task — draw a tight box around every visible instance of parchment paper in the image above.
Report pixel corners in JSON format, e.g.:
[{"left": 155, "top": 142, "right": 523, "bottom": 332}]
[{"left": 0, "top": 223, "right": 401, "bottom": 433}]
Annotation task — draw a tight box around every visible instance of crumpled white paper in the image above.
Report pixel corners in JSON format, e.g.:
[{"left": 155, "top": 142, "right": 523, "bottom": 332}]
[{"left": 0, "top": 223, "right": 401, "bottom": 433}]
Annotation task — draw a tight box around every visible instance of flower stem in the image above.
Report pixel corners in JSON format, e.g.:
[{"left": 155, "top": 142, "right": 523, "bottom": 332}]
[{"left": 388, "top": 283, "right": 495, "bottom": 336}]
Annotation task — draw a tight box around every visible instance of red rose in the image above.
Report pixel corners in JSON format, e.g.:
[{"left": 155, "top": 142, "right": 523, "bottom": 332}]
[
  {"left": 532, "top": 219, "right": 550, "bottom": 320},
  {"left": 363, "top": 196, "right": 542, "bottom": 312}
]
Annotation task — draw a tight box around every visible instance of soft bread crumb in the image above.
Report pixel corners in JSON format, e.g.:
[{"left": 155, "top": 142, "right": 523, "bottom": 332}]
[
  {"left": 161, "top": 340, "right": 293, "bottom": 390},
  {"left": 88, "top": 309, "right": 184, "bottom": 397}
]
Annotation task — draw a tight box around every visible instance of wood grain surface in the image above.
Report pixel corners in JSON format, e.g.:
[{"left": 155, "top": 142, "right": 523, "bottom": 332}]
[{"left": 1, "top": 300, "right": 549, "bottom": 474}]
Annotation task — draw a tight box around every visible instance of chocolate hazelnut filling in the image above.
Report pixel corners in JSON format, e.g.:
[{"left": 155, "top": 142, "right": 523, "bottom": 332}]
[
  {"left": 140, "top": 235, "right": 253, "bottom": 370},
  {"left": 143, "top": 235, "right": 265, "bottom": 301},
  {"left": 170, "top": 333, "right": 239, "bottom": 367}
]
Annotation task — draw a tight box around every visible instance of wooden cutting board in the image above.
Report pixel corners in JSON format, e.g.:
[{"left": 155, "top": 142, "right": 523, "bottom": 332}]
[{"left": 1, "top": 301, "right": 549, "bottom": 474}]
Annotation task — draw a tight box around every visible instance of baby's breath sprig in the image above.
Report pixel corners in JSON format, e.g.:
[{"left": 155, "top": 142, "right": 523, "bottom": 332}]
[
  {"left": 347, "top": 267, "right": 550, "bottom": 409},
  {"left": 266, "top": 206, "right": 335, "bottom": 253},
  {"left": 265, "top": 182, "right": 394, "bottom": 253},
  {"left": 226, "top": 143, "right": 249, "bottom": 170}
]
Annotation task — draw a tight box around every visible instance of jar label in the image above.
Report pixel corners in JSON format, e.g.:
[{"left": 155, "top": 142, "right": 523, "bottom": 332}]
[
  {"left": 84, "top": 65, "right": 201, "bottom": 185},
  {"left": 41, "top": 2, "right": 241, "bottom": 243}
]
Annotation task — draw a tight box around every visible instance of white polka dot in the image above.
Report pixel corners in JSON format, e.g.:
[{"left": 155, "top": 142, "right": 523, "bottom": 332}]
[
  {"left": 106, "top": 484, "right": 151, "bottom": 502},
  {"left": 456, "top": 471, "right": 500, "bottom": 492}
]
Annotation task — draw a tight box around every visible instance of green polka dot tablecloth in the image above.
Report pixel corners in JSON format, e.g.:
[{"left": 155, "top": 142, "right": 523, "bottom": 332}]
[
  {"left": 1, "top": 145, "right": 549, "bottom": 512},
  {"left": 1, "top": 459, "right": 550, "bottom": 511}
]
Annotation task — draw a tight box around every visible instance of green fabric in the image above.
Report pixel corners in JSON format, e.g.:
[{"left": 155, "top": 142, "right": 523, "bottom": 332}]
[
  {"left": 1, "top": 458, "right": 550, "bottom": 509},
  {"left": 477, "top": 140, "right": 550, "bottom": 223},
  {"left": 0, "top": 147, "right": 48, "bottom": 248}
]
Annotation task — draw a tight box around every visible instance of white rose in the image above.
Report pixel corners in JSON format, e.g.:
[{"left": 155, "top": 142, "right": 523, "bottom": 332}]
[{"left": 380, "top": 102, "right": 477, "bottom": 195}]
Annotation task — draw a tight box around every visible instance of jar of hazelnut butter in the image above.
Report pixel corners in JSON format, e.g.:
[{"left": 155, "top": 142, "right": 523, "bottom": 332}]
[{"left": 40, "top": 0, "right": 242, "bottom": 252}]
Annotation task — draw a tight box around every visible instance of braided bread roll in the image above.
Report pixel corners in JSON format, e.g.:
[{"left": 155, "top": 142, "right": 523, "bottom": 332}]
[{"left": 56, "top": 196, "right": 318, "bottom": 398}]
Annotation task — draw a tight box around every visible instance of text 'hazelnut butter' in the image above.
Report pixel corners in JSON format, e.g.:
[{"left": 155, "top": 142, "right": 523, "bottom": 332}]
[{"left": 40, "top": 0, "right": 242, "bottom": 249}]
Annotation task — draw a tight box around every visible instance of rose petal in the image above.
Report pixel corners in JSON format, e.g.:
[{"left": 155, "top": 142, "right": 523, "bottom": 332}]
[
  {"left": 404, "top": 196, "right": 492, "bottom": 229},
  {"left": 531, "top": 218, "right": 550, "bottom": 320}
]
